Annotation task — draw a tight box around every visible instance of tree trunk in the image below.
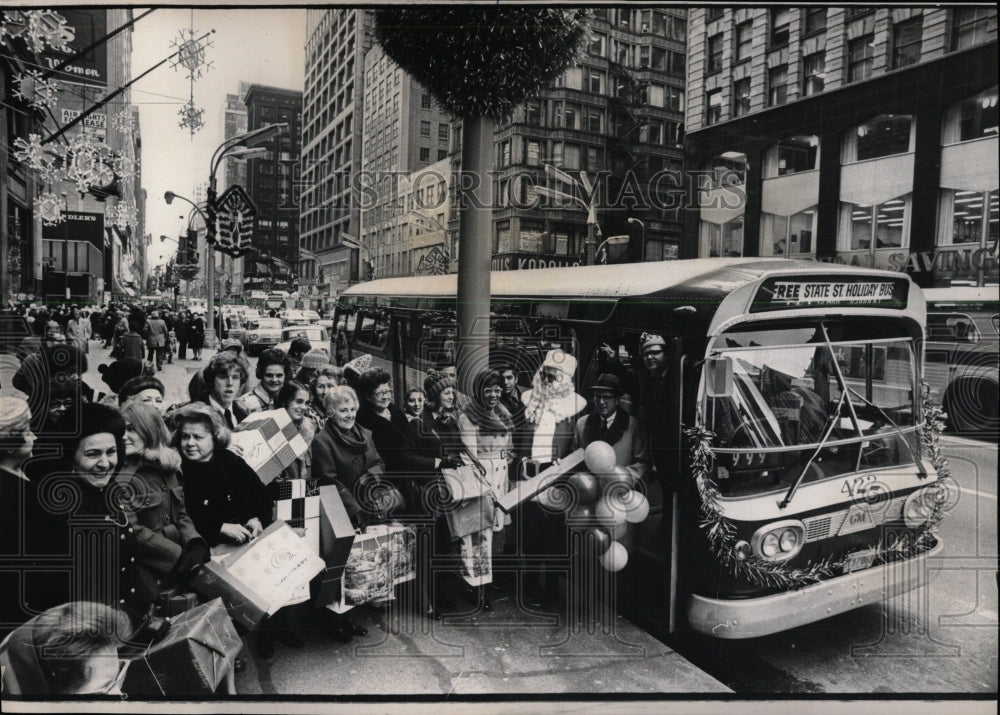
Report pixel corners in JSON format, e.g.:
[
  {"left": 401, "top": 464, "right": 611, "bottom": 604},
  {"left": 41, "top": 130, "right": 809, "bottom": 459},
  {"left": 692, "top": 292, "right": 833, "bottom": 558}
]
[{"left": 456, "top": 115, "right": 495, "bottom": 394}]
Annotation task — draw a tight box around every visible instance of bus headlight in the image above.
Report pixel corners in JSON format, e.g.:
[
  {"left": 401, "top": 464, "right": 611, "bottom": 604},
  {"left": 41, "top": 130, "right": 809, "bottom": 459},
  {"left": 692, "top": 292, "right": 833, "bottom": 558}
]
[
  {"left": 750, "top": 520, "right": 805, "bottom": 562},
  {"left": 903, "top": 488, "right": 936, "bottom": 528}
]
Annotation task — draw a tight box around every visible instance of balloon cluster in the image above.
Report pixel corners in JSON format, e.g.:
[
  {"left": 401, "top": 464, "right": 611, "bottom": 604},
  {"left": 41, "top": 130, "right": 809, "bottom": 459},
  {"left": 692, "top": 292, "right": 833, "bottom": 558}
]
[{"left": 536, "top": 441, "right": 650, "bottom": 573}]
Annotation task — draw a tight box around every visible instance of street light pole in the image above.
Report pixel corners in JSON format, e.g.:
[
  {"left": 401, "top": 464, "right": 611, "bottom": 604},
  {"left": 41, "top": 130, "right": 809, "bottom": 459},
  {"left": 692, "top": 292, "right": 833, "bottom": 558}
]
[{"left": 627, "top": 217, "right": 646, "bottom": 262}]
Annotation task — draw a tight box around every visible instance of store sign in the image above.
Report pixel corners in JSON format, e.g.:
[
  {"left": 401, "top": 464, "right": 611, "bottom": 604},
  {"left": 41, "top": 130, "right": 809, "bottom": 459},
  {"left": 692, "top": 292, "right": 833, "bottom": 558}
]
[
  {"left": 752, "top": 275, "right": 909, "bottom": 312},
  {"left": 828, "top": 246, "right": 999, "bottom": 284},
  {"left": 42, "top": 211, "right": 105, "bottom": 250},
  {"left": 491, "top": 253, "right": 581, "bottom": 271},
  {"left": 39, "top": 9, "right": 107, "bottom": 88}
]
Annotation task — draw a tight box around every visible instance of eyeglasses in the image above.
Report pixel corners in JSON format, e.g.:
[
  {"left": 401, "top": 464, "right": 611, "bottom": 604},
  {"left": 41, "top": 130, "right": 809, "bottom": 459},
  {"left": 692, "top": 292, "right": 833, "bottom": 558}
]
[
  {"left": 643, "top": 348, "right": 664, "bottom": 357},
  {"left": 592, "top": 393, "right": 616, "bottom": 402},
  {"left": 373, "top": 389, "right": 393, "bottom": 398}
]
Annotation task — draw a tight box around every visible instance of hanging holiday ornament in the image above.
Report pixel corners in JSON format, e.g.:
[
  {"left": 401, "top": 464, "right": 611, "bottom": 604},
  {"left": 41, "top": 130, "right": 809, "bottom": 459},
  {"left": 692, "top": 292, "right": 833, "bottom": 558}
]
[
  {"left": 169, "top": 27, "right": 214, "bottom": 79},
  {"left": 36, "top": 191, "right": 65, "bottom": 226},
  {"left": 112, "top": 152, "right": 136, "bottom": 182},
  {"left": 12, "top": 70, "right": 60, "bottom": 111},
  {"left": 178, "top": 99, "right": 205, "bottom": 136},
  {"left": 112, "top": 109, "right": 136, "bottom": 133},
  {"left": 1, "top": 10, "right": 73, "bottom": 54},
  {"left": 12, "top": 133, "right": 48, "bottom": 169}
]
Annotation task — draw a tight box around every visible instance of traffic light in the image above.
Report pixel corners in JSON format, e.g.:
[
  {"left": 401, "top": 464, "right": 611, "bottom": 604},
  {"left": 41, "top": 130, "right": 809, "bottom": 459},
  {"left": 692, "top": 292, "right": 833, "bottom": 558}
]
[{"left": 187, "top": 229, "right": 199, "bottom": 265}]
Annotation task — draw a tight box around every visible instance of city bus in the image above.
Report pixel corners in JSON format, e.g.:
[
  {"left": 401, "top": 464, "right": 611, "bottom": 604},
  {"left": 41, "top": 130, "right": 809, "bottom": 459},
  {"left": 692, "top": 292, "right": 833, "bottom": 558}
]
[
  {"left": 923, "top": 286, "right": 999, "bottom": 436},
  {"left": 334, "top": 258, "right": 948, "bottom": 639}
]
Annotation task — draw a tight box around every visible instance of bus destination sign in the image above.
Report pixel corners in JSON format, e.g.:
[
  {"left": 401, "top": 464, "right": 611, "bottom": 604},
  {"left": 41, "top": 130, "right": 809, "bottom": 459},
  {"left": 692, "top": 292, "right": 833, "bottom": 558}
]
[{"left": 751, "top": 275, "right": 909, "bottom": 312}]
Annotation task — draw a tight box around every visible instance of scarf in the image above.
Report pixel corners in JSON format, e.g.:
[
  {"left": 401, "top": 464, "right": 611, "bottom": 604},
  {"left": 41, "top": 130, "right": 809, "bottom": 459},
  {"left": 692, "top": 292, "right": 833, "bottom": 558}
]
[
  {"left": 325, "top": 419, "right": 370, "bottom": 454},
  {"left": 462, "top": 400, "right": 513, "bottom": 436},
  {"left": 582, "top": 406, "right": 629, "bottom": 447},
  {"left": 523, "top": 370, "right": 583, "bottom": 424}
]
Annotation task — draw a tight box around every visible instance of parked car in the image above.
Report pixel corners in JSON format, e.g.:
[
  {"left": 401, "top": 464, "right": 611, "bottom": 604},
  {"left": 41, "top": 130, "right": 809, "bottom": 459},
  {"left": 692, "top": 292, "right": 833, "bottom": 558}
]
[
  {"left": 280, "top": 309, "right": 320, "bottom": 326},
  {"left": 274, "top": 325, "right": 330, "bottom": 355},
  {"left": 241, "top": 317, "right": 284, "bottom": 356}
]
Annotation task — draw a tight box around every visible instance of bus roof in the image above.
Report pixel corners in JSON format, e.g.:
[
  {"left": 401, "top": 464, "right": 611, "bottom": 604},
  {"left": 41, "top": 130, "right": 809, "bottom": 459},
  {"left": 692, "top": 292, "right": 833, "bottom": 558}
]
[{"left": 340, "top": 258, "right": 908, "bottom": 302}]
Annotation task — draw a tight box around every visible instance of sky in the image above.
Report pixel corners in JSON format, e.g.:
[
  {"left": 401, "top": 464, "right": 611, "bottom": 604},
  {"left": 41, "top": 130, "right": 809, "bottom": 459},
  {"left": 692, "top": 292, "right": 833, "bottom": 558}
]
[{"left": 129, "top": 7, "right": 306, "bottom": 267}]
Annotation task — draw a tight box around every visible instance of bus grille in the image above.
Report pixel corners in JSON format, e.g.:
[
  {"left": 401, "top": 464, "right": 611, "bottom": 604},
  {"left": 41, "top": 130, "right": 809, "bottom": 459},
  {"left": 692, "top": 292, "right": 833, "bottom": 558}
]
[{"left": 802, "top": 497, "right": 907, "bottom": 542}]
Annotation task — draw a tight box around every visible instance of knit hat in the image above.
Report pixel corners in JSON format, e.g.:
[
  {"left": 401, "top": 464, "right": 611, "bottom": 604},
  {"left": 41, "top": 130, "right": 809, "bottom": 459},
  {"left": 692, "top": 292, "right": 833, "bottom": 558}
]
[
  {"left": 219, "top": 338, "right": 243, "bottom": 353},
  {"left": 423, "top": 371, "right": 457, "bottom": 404},
  {"left": 77, "top": 402, "right": 126, "bottom": 443},
  {"left": 98, "top": 358, "right": 146, "bottom": 394},
  {"left": 118, "top": 376, "right": 165, "bottom": 404},
  {"left": 641, "top": 332, "right": 666, "bottom": 352},
  {"left": 301, "top": 349, "right": 330, "bottom": 370},
  {"left": 540, "top": 348, "right": 577, "bottom": 378}
]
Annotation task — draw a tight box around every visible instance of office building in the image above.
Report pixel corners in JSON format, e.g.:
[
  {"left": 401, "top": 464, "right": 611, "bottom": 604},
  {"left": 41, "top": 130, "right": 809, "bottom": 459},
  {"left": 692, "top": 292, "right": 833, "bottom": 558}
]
[{"left": 683, "top": 7, "right": 998, "bottom": 287}]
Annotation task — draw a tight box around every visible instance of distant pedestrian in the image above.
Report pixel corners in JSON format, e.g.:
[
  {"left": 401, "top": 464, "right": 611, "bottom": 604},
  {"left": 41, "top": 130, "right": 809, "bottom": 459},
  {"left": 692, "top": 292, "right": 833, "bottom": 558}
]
[
  {"left": 143, "top": 310, "right": 168, "bottom": 371},
  {"left": 187, "top": 312, "right": 205, "bottom": 360}
]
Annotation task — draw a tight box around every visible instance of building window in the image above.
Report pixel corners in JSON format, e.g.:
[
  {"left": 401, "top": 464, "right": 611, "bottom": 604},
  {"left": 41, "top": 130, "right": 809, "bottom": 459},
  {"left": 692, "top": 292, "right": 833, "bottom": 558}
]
[
  {"left": 706, "top": 89, "right": 723, "bottom": 125},
  {"left": 942, "top": 87, "right": 999, "bottom": 144},
  {"left": 846, "top": 8, "right": 875, "bottom": 20},
  {"left": 421, "top": 93, "right": 431, "bottom": 109},
  {"left": 839, "top": 195, "right": 911, "bottom": 251},
  {"left": 666, "top": 87, "right": 685, "bottom": 112},
  {"left": 847, "top": 34, "right": 875, "bottom": 82},
  {"left": 761, "top": 207, "right": 817, "bottom": 256},
  {"left": 667, "top": 51, "right": 686, "bottom": 78},
  {"left": 705, "top": 217, "right": 744, "bottom": 257},
  {"left": 500, "top": 140, "right": 511, "bottom": 166},
  {"left": 951, "top": 8, "right": 996, "bottom": 50},
  {"left": 420, "top": 120, "right": 431, "bottom": 137},
  {"left": 938, "top": 189, "right": 999, "bottom": 246},
  {"left": 770, "top": 8, "right": 792, "bottom": 47},
  {"left": 706, "top": 152, "right": 747, "bottom": 188},
  {"left": 438, "top": 123, "right": 449, "bottom": 141},
  {"left": 419, "top": 147, "right": 430, "bottom": 162},
  {"left": 526, "top": 102, "right": 542, "bottom": 126},
  {"left": 844, "top": 115, "right": 914, "bottom": 162},
  {"left": 764, "top": 135, "right": 819, "bottom": 177},
  {"left": 768, "top": 65, "right": 788, "bottom": 106},
  {"left": 526, "top": 140, "right": 540, "bottom": 165},
  {"left": 707, "top": 8, "right": 724, "bottom": 22},
  {"left": 708, "top": 34, "right": 724, "bottom": 73},
  {"left": 732, "top": 79, "right": 751, "bottom": 117},
  {"left": 802, "top": 52, "right": 826, "bottom": 96},
  {"left": 735, "top": 21, "right": 753, "bottom": 62},
  {"left": 589, "top": 32, "right": 606, "bottom": 57},
  {"left": 892, "top": 16, "right": 923, "bottom": 69},
  {"left": 437, "top": 149, "right": 448, "bottom": 161},
  {"left": 587, "top": 111, "right": 602, "bottom": 133},
  {"left": 803, "top": 8, "right": 827, "bottom": 35},
  {"left": 588, "top": 69, "right": 604, "bottom": 94}
]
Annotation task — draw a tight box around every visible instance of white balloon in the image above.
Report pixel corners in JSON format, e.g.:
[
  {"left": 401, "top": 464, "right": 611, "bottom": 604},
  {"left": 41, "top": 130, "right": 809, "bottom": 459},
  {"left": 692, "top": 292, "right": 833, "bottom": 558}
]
[
  {"left": 600, "top": 541, "right": 629, "bottom": 572},
  {"left": 623, "top": 491, "right": 650, "bottom": 524}
]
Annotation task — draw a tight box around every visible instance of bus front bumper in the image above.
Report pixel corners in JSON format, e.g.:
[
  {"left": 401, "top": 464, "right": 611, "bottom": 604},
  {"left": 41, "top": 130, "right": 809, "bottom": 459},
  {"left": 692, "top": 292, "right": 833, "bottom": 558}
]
[{"left": 686, "top": 539, "right": 944, "bottom": 639}]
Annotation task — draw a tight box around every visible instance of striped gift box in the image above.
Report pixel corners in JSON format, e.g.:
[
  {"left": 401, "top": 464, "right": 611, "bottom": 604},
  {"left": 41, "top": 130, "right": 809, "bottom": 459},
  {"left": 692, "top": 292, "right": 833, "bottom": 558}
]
[{"left": 230, "top": 409, "right": 310, "bottom": 484}]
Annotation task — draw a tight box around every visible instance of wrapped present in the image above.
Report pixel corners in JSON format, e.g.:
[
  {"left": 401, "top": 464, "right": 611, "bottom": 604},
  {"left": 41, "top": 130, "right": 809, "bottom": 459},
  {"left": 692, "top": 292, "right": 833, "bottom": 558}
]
[
  {"left": 313, "top": 485, "right": 357, "bottom": 607},
  {"left": 275, "top": 492, "right": 321, "bottom": 606},
  {"left": 192, "top": 521, "right": 325, "bottom": 627},
  {"left": 272, "top": 477, "right": 319, "bottom": 501},
  {"left": 155, "top": 588, "right": 199, "bottom": 617},
  {"left": 496, "top": 448, "right": 585, "bottom": 513},
  {"left": 457, "top": 530, "right": 493, "bottom": 587},
  {"left": 123, "top": 598, "right": 241, "bottom": 697},
  {"left": 228, "top": 408, "right": 310, "bottom": 485}
]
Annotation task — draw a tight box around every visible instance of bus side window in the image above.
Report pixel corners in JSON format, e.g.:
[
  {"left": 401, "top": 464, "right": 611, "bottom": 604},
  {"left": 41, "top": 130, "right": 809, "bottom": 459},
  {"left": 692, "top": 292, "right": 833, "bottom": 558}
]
[
  {"left": 583, "top": 333, "right": 638, "bottom": 414},
  {"left": 355, "top": 310, "right": 390, "bottom": 354},
  {"left": 946, "top": 315, "right": 978, "bottom": 343}
]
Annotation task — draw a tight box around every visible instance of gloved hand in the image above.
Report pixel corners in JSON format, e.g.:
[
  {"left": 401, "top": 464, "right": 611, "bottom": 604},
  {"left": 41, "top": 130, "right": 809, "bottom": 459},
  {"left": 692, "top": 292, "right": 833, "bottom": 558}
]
[
  {"left": 353, "top": 510, "right": 370, "bottom": 533},
  {"left": 172, "top": 540, "right": 209, "bottom": 581},
  {"left": 439, "top": 454, "right": 464, "bottom": 470}
]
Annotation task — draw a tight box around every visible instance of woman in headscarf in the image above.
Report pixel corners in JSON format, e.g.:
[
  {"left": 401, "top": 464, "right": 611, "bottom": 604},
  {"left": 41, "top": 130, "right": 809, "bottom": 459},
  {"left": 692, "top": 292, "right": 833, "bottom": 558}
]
[
  {"left": 0, "top": 601, "right": 131, "bottom": 696},
  {"left": 116, "top": 402, "right": 209, "bottom": 617}
]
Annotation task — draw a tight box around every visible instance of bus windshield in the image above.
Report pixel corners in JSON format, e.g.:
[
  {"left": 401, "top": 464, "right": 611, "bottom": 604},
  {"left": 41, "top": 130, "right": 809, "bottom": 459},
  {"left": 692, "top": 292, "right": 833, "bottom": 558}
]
[{"left": 704, "top": 321, "right": 919, "bottom": 497}]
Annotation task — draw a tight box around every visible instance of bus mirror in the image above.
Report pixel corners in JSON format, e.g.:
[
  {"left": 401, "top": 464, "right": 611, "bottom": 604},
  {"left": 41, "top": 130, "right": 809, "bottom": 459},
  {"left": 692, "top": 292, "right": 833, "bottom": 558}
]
[{"left": 706, "top": 357, "right": 734, "bottom": 398}]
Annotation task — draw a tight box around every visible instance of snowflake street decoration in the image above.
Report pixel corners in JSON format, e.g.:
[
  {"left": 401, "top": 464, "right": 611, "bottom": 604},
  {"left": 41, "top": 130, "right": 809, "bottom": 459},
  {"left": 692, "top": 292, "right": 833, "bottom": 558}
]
[
  {"left": 12, "top": 133, "right": 47, "bottom": 167},
  {"left": 112, "top": 109, "right": 136, "bottom": 133},
  {"left": 112, "top": 152, "right": 136, "bottom": 182},
  {"left": 62, "top": 133, "right": 116, "bottom": 195},
  {"left": 1, "top": 10, "right": 73, "bottom": 54},
  {"left": 36, "top": 191, "right": 65, "bottom": 226},
  {"left": 170, "top": 27, "right": 213, "bottom": 79},
  {"left": 178, "top": 99, "right": 205, "bottom": 136},
  {"left": 13, "top": 70, "right": 60, "bottom": 111},
  {"left": 107, "top": 201, "right": 137, "bottom": 232}
]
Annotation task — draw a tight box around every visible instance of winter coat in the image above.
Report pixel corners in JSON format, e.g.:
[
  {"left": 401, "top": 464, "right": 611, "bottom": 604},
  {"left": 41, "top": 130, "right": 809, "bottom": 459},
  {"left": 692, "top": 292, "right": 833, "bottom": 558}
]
[
  {"left": 180, "top": 448, "right": 272, "bottom": 547},
  {"left": 310, "top": 419, "right": 385, "bottom": 525}
]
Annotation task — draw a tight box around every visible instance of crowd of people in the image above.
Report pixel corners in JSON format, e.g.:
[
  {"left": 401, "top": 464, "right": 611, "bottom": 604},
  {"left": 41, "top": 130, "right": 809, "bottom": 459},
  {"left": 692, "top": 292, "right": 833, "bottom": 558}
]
[{"left": 0, "top": 301, "right": 673, "bottom": 696}]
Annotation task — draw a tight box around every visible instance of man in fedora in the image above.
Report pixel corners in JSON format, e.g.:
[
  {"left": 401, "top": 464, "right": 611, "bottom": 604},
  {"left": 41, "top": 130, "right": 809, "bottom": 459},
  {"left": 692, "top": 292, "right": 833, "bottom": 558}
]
[{"left": 574, "top": 374, "right": 650, "bottom": 484}]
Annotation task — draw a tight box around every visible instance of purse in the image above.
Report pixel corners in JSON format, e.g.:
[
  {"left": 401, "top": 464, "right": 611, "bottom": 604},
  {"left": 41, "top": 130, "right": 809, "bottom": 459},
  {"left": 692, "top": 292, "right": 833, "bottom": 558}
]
[{"left": 441, "top": 452, "right": 494, "bottom": 539}]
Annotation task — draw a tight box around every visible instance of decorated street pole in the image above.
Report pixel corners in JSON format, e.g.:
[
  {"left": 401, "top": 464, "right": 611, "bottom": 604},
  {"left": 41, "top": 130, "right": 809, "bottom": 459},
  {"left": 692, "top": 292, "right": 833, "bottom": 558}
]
[{"left": 374, "top": 7, "right": 590, "bottom": 395}]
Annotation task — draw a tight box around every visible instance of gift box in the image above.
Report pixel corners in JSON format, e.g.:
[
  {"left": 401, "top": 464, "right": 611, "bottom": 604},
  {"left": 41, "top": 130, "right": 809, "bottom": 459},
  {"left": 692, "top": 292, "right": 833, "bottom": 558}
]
[
  {"left": 313, "top": 485, "right": 357, "bottom": 607},
  {"left": 496, "top": 448, "right": 585, "bottom": 513},
  {"left": 228, "top": 408, "right": 310, "bottom": 485},
  {"left": 273, "top": 477, "right": 319, "bottom": 501},
  {"left": 155, "top": 588, "right": 199, "bottom": 617},
  {"left": 123, "top": 597, "right": 241, "bottom": 697},
  {"left": 192, "top": 521, "right": 325, "bottom": 628},
  {"left": 275, "top": 492, "right": 321, "bottom": 607}
]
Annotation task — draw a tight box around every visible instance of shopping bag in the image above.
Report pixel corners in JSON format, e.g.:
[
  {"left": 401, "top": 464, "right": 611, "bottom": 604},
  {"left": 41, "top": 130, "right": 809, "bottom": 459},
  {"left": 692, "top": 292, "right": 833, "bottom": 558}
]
[
  {"left": 440, "top": 462, "right": 490, "bottom": 503},
  {"left": 457, "top": 530, "right": 493, "bottom": 587},
  {"left": 328, "top": 524, "right": 416, "bottom": 609},
  {"left": 442, "top": 496, "right": 495, "bottom": 539}
]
